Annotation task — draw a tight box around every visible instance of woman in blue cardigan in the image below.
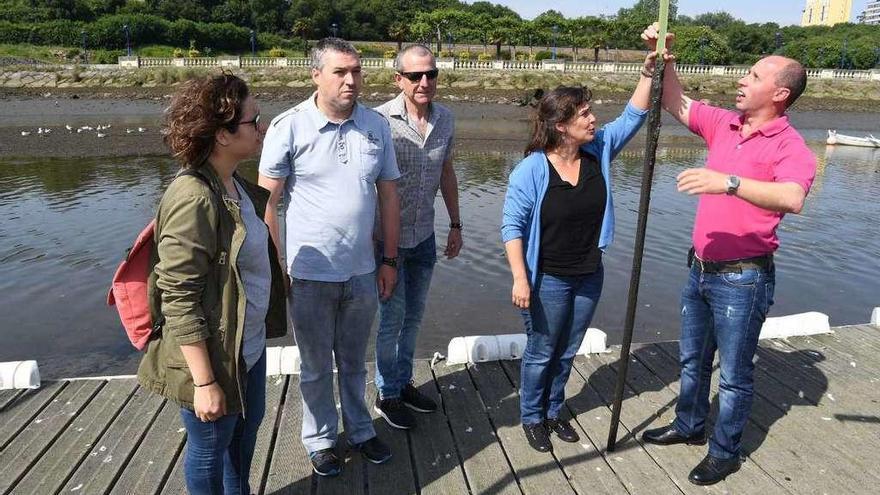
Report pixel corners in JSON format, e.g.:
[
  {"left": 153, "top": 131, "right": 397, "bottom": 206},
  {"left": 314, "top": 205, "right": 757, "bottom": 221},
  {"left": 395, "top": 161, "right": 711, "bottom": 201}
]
[{"left": 501, "top": 50, "right": 660, "bottom": 453}]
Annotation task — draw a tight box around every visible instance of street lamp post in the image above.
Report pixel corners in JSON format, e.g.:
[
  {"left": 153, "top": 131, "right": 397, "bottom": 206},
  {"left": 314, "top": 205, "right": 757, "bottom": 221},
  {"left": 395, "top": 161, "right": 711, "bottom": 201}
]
[
  {"left": 122, "top": 24, "right": 131, "bottom": 57},
  {"left": 840, "top": 37, "right": 848, "bottom": 69},
  {"left": 249, "top": 29, "right": 256, "bottom": 57},
  {"left": 551, "top": 25, "right": 558, "bottom": 60},
  {"left": 699, "top": 36, "right": 707, "bottom": 65},
  {"left": 330, "top": 22, "right": 338, "bottom": 38},
  {"left": 81, "top": 30, "right": 87, "bottom": 64},
  {"left": 447, "top": 33, "right": 453, "bottom": 52},
  {"left": 775, "top": 31, "right": 783, "bottom": 51}
]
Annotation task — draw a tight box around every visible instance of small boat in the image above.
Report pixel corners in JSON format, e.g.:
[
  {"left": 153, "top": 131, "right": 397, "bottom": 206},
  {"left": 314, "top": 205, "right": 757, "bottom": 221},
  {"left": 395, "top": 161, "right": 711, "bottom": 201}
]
[{"left": 827, "top": 130, "right": 880, "bottom": 147}]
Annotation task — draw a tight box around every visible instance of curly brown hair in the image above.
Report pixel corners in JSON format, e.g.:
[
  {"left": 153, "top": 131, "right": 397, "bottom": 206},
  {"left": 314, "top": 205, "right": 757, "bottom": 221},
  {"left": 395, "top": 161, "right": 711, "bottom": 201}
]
[
  {"left": 524, "top": 85, "right": 593, "bottom": 156},
  {"left": 161, "top": 73, "right": 250, "bottom": 168}
]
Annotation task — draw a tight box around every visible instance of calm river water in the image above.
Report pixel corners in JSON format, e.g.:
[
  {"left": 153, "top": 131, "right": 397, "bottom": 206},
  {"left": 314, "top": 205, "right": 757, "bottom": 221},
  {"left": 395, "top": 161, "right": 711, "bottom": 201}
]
[{"left": 1, "top": 105, "right": 878, "bottom": 378}]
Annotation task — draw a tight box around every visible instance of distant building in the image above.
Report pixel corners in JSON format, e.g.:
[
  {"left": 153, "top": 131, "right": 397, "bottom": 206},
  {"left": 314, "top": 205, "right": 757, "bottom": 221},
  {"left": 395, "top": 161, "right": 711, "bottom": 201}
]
[
  {"left": 802, "top": 0, "right": 852, "bottom": 26},
  {"left": 858, "top": 0, "right": 880, "bottom": 24}
]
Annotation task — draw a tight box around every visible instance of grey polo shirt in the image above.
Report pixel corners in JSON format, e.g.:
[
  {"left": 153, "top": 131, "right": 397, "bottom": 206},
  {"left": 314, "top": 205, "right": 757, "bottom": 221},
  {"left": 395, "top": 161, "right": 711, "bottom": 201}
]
[
  {"left": 259, "top": 93, "right": 400, "bottom": 282},
  {"left": 375, "top": 93, "right": 455, "bottom": 248}
]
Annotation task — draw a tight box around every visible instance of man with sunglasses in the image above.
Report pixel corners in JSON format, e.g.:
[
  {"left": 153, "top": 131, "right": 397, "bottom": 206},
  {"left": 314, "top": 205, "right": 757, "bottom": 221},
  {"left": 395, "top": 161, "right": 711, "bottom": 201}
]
[{"left": 372, "top": 44, "right": 460, "bottom": 430}]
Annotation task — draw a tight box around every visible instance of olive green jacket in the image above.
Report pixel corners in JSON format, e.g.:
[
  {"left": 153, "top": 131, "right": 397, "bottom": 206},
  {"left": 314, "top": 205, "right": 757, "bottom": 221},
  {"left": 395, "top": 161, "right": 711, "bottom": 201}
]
[{"left": 137, "top": 165, "right": 287, "bottom": 414}]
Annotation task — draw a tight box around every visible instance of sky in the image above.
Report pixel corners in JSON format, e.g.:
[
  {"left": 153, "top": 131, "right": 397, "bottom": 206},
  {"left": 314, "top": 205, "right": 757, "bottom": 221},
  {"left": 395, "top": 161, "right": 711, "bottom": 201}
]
[{"left": 489, "top": 1, "right": 873, "bottom": 26}]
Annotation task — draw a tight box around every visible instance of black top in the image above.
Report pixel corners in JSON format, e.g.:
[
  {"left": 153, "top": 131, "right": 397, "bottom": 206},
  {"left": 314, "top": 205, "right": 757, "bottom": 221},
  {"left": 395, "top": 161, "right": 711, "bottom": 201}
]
[{"left": 539, "top": 152, "right": 606, "bottom": 276}]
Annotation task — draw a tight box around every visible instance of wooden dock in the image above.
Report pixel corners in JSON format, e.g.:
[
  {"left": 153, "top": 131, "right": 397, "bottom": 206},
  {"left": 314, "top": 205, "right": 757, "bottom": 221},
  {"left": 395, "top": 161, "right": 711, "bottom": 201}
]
[{"left": 2, "top": 324, "right": 879, "bottom": 494}]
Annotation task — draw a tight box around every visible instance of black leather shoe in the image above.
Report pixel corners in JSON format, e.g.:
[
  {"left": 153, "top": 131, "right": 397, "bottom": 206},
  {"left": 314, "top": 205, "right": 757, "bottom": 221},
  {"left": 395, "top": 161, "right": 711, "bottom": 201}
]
[
  {"left": 641, "top": 424, "right": 707, "bottom": 446},
  {"left": 522, "top": 422, "right": 553, "bottom": 452},
  {"left": 546, "top": 418, "right": 580, "bottom": 443},
  {"left": 688, "top": 454, "right": 742, "bottom": 485}
]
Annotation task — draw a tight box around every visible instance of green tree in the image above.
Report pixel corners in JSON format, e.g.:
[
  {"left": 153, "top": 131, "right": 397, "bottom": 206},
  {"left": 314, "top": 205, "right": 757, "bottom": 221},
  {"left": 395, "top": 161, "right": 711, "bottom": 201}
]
[{"left": 671, "top": 25, "right": 730, "bottom": 65}]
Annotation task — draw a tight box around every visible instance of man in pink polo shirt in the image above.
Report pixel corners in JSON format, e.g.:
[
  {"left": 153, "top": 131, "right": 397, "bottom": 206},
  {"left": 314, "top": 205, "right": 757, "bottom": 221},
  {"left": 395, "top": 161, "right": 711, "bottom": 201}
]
[{"left": 640, "top": 24, "right": 817, "bottom": 486}]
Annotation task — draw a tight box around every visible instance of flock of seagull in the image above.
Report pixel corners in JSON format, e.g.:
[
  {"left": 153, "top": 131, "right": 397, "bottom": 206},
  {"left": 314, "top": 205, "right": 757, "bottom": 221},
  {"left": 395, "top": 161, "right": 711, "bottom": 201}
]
[{"left": 19, "top": 125, "right": 147, "bottom": 138}]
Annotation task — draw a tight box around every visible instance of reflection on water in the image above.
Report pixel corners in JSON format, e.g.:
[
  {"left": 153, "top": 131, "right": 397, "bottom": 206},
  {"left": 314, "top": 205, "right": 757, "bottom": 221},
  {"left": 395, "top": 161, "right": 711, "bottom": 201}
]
[{"left": 1, "top": 144, "right": 878, "bottom": 377}]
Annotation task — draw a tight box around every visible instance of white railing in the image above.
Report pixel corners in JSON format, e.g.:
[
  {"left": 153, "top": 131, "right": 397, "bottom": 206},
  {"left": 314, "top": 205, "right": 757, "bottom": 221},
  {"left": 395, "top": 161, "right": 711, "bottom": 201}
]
[
  {"left": 139, "top": 57, "right": 173, "bottom": 68},
  {"left": 116, "top": 56, "right": 880, "bottom": 82}
]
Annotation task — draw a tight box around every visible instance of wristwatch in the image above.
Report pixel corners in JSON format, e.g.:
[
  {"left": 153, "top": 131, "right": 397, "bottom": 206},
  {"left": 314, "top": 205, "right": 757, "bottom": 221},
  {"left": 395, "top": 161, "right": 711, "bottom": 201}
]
[
  {"left": 725, "top": 175, "right": 741, "bottom": 195},
  {"left": 381, "top": 256, "right": 399, "bottom": 268},
  {"left": 450, "top": 222, "right": 463, "bottom": 230}
]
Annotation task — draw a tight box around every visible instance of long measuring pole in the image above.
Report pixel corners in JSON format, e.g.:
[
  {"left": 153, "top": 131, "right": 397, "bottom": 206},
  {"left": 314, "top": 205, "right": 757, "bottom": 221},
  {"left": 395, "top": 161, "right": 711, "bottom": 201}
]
[{"left": 606, "top": 1, "right": 670, "bottom": 452}]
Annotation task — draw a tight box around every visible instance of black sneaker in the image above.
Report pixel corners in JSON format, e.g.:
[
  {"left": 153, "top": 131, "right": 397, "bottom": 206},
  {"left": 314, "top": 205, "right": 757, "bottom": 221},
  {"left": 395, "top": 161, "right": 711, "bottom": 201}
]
[
  {"left": 522, "top": 422, "right": 553, "bottom": 452},
  {"left": 374, "top": 394, "right": 416, "bottom": 429},
  {"left": 310, "top": 448, "right": 342, "bottom": 477},
  {"left": 546, "top": 418, "right": 580, "bottom": 443},
  {"left": 351, "top": 436, "right": 392, "bottom": 464},
  {"left": 401, "top": 382, "right": 438, "bottom": 413}
]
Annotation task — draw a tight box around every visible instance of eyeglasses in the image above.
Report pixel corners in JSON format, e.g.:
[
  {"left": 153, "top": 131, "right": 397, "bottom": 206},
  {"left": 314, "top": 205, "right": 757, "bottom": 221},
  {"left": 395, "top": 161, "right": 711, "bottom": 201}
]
[
  {"left": 238, "top": 113, "right": 261, "bottom": 129},
  {"left": 398, "top": 69, "right": 439, "bottom": 82}
]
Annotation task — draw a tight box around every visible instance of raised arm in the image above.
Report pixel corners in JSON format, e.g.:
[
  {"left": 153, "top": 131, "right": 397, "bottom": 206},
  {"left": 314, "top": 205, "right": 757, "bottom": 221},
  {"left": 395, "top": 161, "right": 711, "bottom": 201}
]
[{"left": 641, "top": 22, "right": 693, "bottom": 127}]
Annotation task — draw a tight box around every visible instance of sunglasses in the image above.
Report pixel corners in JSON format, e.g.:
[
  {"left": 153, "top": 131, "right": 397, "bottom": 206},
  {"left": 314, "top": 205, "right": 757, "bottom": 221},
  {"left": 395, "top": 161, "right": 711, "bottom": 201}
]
[
  {"left": 398, "top": 69, "right": 439, "bottom": 82},
  {"left": 238, "top": 113, "right": 261, "bottom": 129}
]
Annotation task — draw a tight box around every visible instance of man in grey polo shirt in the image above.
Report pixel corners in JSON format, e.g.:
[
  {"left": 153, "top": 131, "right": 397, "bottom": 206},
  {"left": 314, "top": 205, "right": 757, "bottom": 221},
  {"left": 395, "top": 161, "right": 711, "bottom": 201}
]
[
  {"left": 257, "top": 38, "right": 401, "bottom": 477},
  {"left": 373, "top": 44, "right": 461, "bottom": 430}
]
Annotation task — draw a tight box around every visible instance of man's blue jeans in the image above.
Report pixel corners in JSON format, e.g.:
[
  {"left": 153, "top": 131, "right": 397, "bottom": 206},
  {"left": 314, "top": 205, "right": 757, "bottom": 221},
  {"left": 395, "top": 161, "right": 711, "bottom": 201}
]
[
  {"left": 520, "top": 267, "right": 604, "bottom": 424},
  {"left": 290, "top": 273, "right": 377, "bottom": 453},
  {"left": 179, "top": 351, "right": 266, "bottom": 495},
  {"left": 674, "top": 263, "right": 775, "bottom": 459},
  {"left": 375, "top": 234, "right": 437, "bottom": 399}
]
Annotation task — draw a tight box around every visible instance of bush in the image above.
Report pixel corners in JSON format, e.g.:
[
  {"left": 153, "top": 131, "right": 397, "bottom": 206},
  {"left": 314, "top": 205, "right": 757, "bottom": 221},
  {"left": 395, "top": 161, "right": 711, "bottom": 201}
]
[
  {"left": 268, "top": 47, "right": 286, "bottom": 57},
  {"left": 477, "top": 52, "right": 493, "bottom": 61},
  {"left": 172, "top": 47, "right": 184, "bottom": 58},
  {"left": 534, "top": 50, "right": 570, "bottom": 61},
  {"left": 187, "top": 40, "right": 200, "bottom": 58},
  {"left": 439, "top": 50, "right": 454, "bottom": 58},
  {"left": 457, "top": 50, "right": 471, "bottom": 60},
  {"left": 383, "top": 49, "right": 396, "bottom": 59}
]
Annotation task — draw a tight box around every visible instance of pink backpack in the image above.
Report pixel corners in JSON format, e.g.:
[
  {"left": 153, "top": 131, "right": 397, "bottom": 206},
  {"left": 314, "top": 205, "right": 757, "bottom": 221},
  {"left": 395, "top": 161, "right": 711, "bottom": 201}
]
[{"left": 108, "top": 170, "right": 217, "bottom": 350}]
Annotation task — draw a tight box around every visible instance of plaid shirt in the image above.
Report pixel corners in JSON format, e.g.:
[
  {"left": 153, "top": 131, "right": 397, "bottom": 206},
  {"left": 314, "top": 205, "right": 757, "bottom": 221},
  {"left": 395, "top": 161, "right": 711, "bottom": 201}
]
[{"left": 375, "top": 93, "right": 455, "bottom": 248}]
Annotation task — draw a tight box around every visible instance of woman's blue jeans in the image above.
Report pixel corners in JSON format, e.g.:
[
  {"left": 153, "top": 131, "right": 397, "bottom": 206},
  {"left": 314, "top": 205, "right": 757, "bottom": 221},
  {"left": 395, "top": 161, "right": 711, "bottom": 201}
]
[
  {"left": 179, "top": 351, "right": 266, "bottom": 495},
  {"left": 520, "top": 267, "right": 604, "bottom": 424}
]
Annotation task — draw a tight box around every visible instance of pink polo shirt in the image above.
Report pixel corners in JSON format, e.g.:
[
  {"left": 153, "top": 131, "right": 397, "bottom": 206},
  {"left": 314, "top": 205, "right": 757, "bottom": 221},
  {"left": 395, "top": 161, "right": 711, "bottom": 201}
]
[{"left": 688, "top": 101, "right": 816, "bottom": 261}]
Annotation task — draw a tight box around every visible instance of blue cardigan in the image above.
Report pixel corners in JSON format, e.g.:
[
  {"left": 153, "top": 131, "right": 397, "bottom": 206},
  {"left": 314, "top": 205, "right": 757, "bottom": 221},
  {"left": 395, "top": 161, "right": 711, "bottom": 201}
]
[{"left": 501, "top": 102, "right": 649, "bottom": 287}]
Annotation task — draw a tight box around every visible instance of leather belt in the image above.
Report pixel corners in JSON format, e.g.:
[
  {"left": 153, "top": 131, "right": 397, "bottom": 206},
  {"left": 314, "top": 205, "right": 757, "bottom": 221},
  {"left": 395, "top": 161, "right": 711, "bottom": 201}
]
[{"left": 687, "top": 247, "right": 773, "bottom": 274}]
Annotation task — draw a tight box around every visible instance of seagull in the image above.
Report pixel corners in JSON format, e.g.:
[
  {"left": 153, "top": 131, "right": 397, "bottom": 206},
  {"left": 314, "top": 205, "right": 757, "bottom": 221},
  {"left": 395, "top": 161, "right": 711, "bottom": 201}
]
[
  {"left": 21, "top": 131, "right": 31, "bottom": 136},
  {"left": 37, "top": 128, "right": 44, "bottom": 134},
  {"left": 125, "top": 128, "right": 134, "bottom": 134},
  {"left": 65, "top": 125, "right": 73, "bottom": 132},
  {"left": 96, "top": 133, "right": 107, "bottom": 138},
  {"left": 77, "top": 128, "right": 83, "bottom": 133},
  {"left": 137, "top": 127, "right": 146, "bottom": 133}
]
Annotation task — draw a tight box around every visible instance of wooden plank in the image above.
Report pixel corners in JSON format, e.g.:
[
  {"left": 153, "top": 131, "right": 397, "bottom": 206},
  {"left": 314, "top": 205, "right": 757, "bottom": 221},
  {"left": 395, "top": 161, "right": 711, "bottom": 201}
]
[
  {"left": 567, "top": 355, "right": 683, "bottom": 495},
  {"left": 60, "top": 386, "right": 165, "bottom": 494},
  {"left": 433, "top": 362, "right": 521, "bottom": 495},
  {"left": 0, "top": 389, "right": 23, "bottom": 412},
  {"left": 651, "top": 341, "right": 877, "bottom": 493},
  {"left": 158, "top": 449, "right": 186, "bottom": 495},
  {"left": 11, "top": 379, "right": 138, "bottom": 495},
  {"left": 108, "top": 400, "right": 186, "bottom": 495},
  {"left": 500, "top": 360, "right": 629, "bottom": 495},
  {"left": 835, "top": 325, "right": 880, "bottom": 353},
  {"left": 0, "top": 380, "right": 103, "bottom": 494},
  {"left": 262, "top": 375, "right": 314, "bottom": 495},
  {"left": 364, "top": 369, "right": 417, "bottom": 495},
  {"left": 408, "top": 361, "right": 470, "bottom": 495},
  {"left": 0, "top": 381, "right": 66, "bottom": 449},
  {"left": 587, "top": 349, "right": 783, "bottom": 494},
  {"left": 807, "top": 331, "right": 880, "bottom": 375},
  {"left": 249, "top": 374, "right": 288, "bottom": 494},
  {"left": 467, "top": 361, "right": 574, "bottom": 494}
]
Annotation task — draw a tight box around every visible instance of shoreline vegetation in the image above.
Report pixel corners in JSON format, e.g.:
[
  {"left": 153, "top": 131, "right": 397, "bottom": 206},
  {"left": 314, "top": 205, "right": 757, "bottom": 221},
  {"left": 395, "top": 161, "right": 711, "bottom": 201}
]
[{"left": 2, "top": 65, "right": 880, "bottom": 113}]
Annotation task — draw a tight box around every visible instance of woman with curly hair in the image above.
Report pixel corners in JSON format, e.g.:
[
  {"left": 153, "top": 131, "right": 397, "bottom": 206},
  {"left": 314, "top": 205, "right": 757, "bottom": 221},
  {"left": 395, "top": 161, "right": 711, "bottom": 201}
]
[
  {"left": 501, "top": 48, "right": 661, "bottom": 453},
  {"left": 137, "top": 73, "right": 287, "bottom": 494}
]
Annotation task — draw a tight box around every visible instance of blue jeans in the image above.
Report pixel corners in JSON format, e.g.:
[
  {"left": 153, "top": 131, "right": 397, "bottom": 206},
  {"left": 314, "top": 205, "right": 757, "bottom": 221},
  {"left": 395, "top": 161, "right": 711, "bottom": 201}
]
[
  {"left": 375, "top": 234, "right": 437, "bottom": 399},
  {"left": 674, "top": 263, "right": 775, "bottom": 459},
  {"left": 290, "top": 273, "right": 377, "bottom": 453},
  {"left": 179, "top": 351, "right": 266, "bottom": 495},
  {"left": 520, "top": 267, "right": 604, "bottom": 424}
]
